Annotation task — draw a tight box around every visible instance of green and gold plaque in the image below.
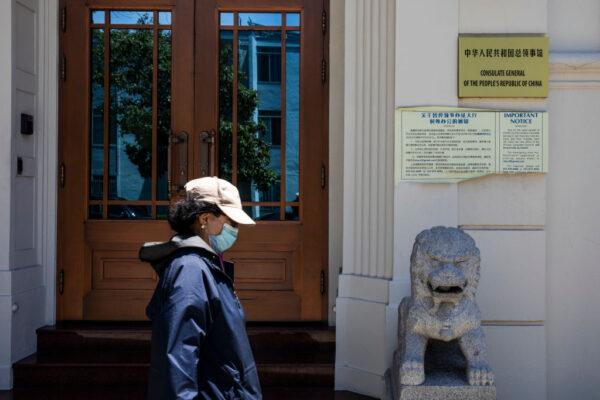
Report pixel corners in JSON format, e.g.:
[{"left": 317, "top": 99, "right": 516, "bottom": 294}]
[{"left": 458, "top": 35, "right": 549, "bottom": 98}]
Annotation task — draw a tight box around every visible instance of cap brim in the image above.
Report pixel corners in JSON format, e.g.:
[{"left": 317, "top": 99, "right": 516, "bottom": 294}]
[{"left": 218, "top": 205, "right": 256, "bottom": 225}]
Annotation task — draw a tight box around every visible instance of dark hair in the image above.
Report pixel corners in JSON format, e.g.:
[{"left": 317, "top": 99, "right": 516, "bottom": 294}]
[{"left": 167, "top": 199, "right": 222, "bottom": 235}]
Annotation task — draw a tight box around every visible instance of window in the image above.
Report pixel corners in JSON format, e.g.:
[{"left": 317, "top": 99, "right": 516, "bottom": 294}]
[
  {"left": 259, "top": 110, "right": 281, "bottom": 146},
  {"left": 258, "top": 47, "right": 281, "bottom": 83}
]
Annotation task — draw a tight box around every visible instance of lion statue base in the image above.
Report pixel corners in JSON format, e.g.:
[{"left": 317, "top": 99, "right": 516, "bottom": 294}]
[{"left": 385, "top": 227, "right": 496, "bottom": 400}]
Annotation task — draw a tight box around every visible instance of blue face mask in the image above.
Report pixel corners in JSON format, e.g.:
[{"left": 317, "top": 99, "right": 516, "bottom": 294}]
[{"left": 209, "top": 223, "right": 238, "bottom": 253}]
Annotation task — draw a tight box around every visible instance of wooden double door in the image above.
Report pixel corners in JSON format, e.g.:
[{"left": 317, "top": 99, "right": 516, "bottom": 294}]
[{"left": 58, "top": 0, "right": 328, "bottom": 321}]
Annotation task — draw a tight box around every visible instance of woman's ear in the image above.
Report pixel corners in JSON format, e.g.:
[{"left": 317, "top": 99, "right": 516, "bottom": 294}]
[{"left": 197, "top": 212, "right": 210, "bottom": 230}]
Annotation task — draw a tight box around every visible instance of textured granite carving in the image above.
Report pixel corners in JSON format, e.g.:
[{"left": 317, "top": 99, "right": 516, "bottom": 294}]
[
  {"left": 396, "top": 226, "right": 495, "bottom": 389},
  {"left": 386, "top": 340, "right": 496, "bottom": 400}
]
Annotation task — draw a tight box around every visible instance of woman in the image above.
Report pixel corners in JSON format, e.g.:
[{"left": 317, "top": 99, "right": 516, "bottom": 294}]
[{"left": 140, "top": 177, "right": 262, "bottom": 399}]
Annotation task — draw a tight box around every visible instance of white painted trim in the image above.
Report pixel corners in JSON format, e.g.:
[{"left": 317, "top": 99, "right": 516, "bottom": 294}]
[
  {"left": 0, "top": 365, "right": 12, "bottom": 390},
  {"left": 549, "top": 80, "right": 600, "bottom": 90},
  {"left": 459, "top": 224, "right": 545, "bottom": 231},
  {"left": 0, "top": 0, "right": 14, "bottom": 271},
  {"left": 37, "top": 0, "right": 58, "bottom": 325},
  {"left": 0, "top": 0, "right": 13, "bottom": 390},
  {"left": 550, "top": 51, "right": 600, "bottom": 77},
  {"left": 336, "top": 286, "right": 394, "bottom": 399},
  {"left": 338, "top": 274, "right": 390, "bottom": 304},
  {"left": 335, "top": 365, "right": 385, "bottom": 398},
  {"left": 6, "top": 264, "right": 43, "bottom": 295},
  {"left": 387, "top": 277, "right": 410, "bottom": 305},
  {"left": 550, "top": 51, "right": 600, "bottom": 89},
  {"left": 328, "top": 0, "right": 345, "bottom": 326}
]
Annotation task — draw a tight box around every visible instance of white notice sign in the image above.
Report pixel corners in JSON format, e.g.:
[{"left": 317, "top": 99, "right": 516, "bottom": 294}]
[{"left": 396, "top": 108, "right": 548, "bottom": 183}]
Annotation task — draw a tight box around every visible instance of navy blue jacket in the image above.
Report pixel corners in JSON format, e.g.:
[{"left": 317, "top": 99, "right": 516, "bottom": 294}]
[{"left": 140, "top": 235, "right": 262, "bottom": 400}]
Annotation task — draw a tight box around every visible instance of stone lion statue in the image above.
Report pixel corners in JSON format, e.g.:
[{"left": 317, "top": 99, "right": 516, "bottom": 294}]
[{"left": 398, "top": 226, "right": 494, "bottom": 386}]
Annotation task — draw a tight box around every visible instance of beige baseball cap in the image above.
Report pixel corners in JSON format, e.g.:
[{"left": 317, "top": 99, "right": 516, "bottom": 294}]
[{"left": 184, "top": 177, "right": 255, "bottom": 225}]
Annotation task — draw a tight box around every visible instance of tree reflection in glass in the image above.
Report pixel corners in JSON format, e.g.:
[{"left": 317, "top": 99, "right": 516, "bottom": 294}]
[
  {"left": 218, "top": 31, "right": 278, "bottom": 198},
  {"left": 89, "top": 12, "right": 172, "bottom": 218},
  {"left": 109, "top": 26, "right": 153, "bottom": 200},
  {"left": 157, "top": 30, "right": 172, "bottom": 200}
]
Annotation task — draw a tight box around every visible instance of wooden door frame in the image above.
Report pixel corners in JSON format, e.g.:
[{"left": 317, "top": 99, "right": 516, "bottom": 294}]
[
  {"left": 57, "top": 0, "right": 329, "bottom": 321},
  {"left": 196, "top": 0, "right": 330, "bottom": 320},
  {"left": 57, "top": 0, "right": 195, "bottom": 320},
  {"left": 57, "top": 0, "right": 87, "bottom": 319}
]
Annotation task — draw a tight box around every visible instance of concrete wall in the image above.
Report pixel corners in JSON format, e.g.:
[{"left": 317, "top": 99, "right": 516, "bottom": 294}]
[
  {"left": 336, "top": 0, "right": 551, "bottom": 397},
  {"left": 393, "top": 2, "right": 548, "bottom": 400},
  {"left": 0, "top": 0, "right": 57, "bottom": 389},
  {"left": 546, "top": 1, "right": 600, "bottom": 398},
  {"left": 390, "top": 1, "right": 600, "bottom": 400},
  {"left": 546, "top": 82, "right": 600, "bottom": 400}
]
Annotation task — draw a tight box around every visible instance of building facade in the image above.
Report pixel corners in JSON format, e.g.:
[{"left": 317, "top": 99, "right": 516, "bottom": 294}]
[{"left": 1, "top": 0, "right": 599, "bottom": 399}]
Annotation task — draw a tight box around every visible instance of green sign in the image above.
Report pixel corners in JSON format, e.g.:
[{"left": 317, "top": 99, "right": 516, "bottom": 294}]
[
  {"left": 395, "top": 107, "right": 549, "bottom": 183},
  {"left": 458, "top": 35, "right": 549, "bottom": 98}
]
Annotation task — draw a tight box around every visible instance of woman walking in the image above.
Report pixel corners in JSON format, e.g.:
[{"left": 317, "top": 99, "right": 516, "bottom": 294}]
[{"left": 140, "top": 177, "right": 262, "bottom": 399}]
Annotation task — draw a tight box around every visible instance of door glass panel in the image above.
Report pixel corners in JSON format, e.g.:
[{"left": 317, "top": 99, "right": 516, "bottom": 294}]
[
  {"left": 243, "top": 206, "right": 280, "bottom": 221},
  {"left": 218, "top": 30, "right": 234, "bottom": 182},
  {"left": 237, "top": 30, "right": 282, "bottom": 202},
  {"left": 219, "top": 11, "right": 302, "bottom": 221},
  {"left": 157, "top": 29, "right": 172, "bottom": 200},
  {"left": 285, "top": 205, "right": 299, "bottom": 221},
  {"left": 110, "top": 11, "right": 153, "bottom": 25},
  {"left": 91, "top": 11, "right": 105, "bottom": 24},
  {"left": 158, "top": 12, "right": 171, "bottom": 25},
  {"left": 108, "top": 205, "right": 152, "bottom": 220},
  {"left": 238, "top": 13, "right": 282, "bottom": 27},
  {"left": 109, "top": 28, "right": 153, "bottom": 201},
  {"left": 285, "top": 31, "right": 300, "bottom": 202},
  {"left": 88, "top": 10, "right": 172, "bottom": 219},
  {"left": 90, "top": 29, "right": 104, "bottom": 200},
  {"left": 156, "top": 205, "right": 169, "bottom": 220},
  {"left": 89, "top": 204, "right": 103, "bottom": 219},
  {"left": 286, "top": 13, "right": 300, "bottom": 26},
  {"left": 220, "top": 12, "right": 234, "bottom": 26}
]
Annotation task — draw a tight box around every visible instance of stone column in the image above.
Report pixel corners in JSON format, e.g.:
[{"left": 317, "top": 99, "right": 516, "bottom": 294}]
[{"left": 335, "top": 0, "right": 395, "bottom": 397}]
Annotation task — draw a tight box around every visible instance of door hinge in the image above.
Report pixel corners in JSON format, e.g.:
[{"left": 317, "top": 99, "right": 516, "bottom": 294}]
[
  {"left": 58, "top": 269, "right": 64, "bottom": 295},
  {"left": 59, "top": 162, "right": 66, "bottom": 188},
  {"left": 60, "top": 6, "right": 67, "bottom": 32},
  {"left": 321, "top": 58, "right": 327, "bottom": 84},
  {"left": 321, "top": 9, "right": 327, "bottom": 35},
  {"left": 60, "top": 53, "right": 66, "bottom": 81},
  {"left": 320, "top": 270, "right": 326, "bottom": 295},
  {"left": 321, "top": 164, "right": 326, "bottom": 189}
]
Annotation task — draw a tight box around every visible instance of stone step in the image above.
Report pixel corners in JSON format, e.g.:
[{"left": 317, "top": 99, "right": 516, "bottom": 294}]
[
  {"left": 12, "top": 354, "right": 334, "bottom": 388},
  {"left": 13, "top": 322, "right": 337, "bottom": 390},
  {"left": 4, "top": 387, "right": 376, "bottom": 400},
  {"left": 35, "top": 322, "right": 335, "bottom": 364}
]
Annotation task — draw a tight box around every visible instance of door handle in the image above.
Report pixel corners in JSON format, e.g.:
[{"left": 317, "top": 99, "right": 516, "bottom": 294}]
[
  {"left": 200, "top": 129, "right": 216, "bottom": 144},
  {"left": 168, "top": 130, "right": 188, "bottom": 199},
  {"left": 200, "top": 129, "right": 217, "bottom": 176}
]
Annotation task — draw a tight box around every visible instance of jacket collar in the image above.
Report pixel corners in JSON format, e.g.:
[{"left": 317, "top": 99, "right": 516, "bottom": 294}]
[{"left": 139, "top": 234, "right": 224, "bottom": 275}]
